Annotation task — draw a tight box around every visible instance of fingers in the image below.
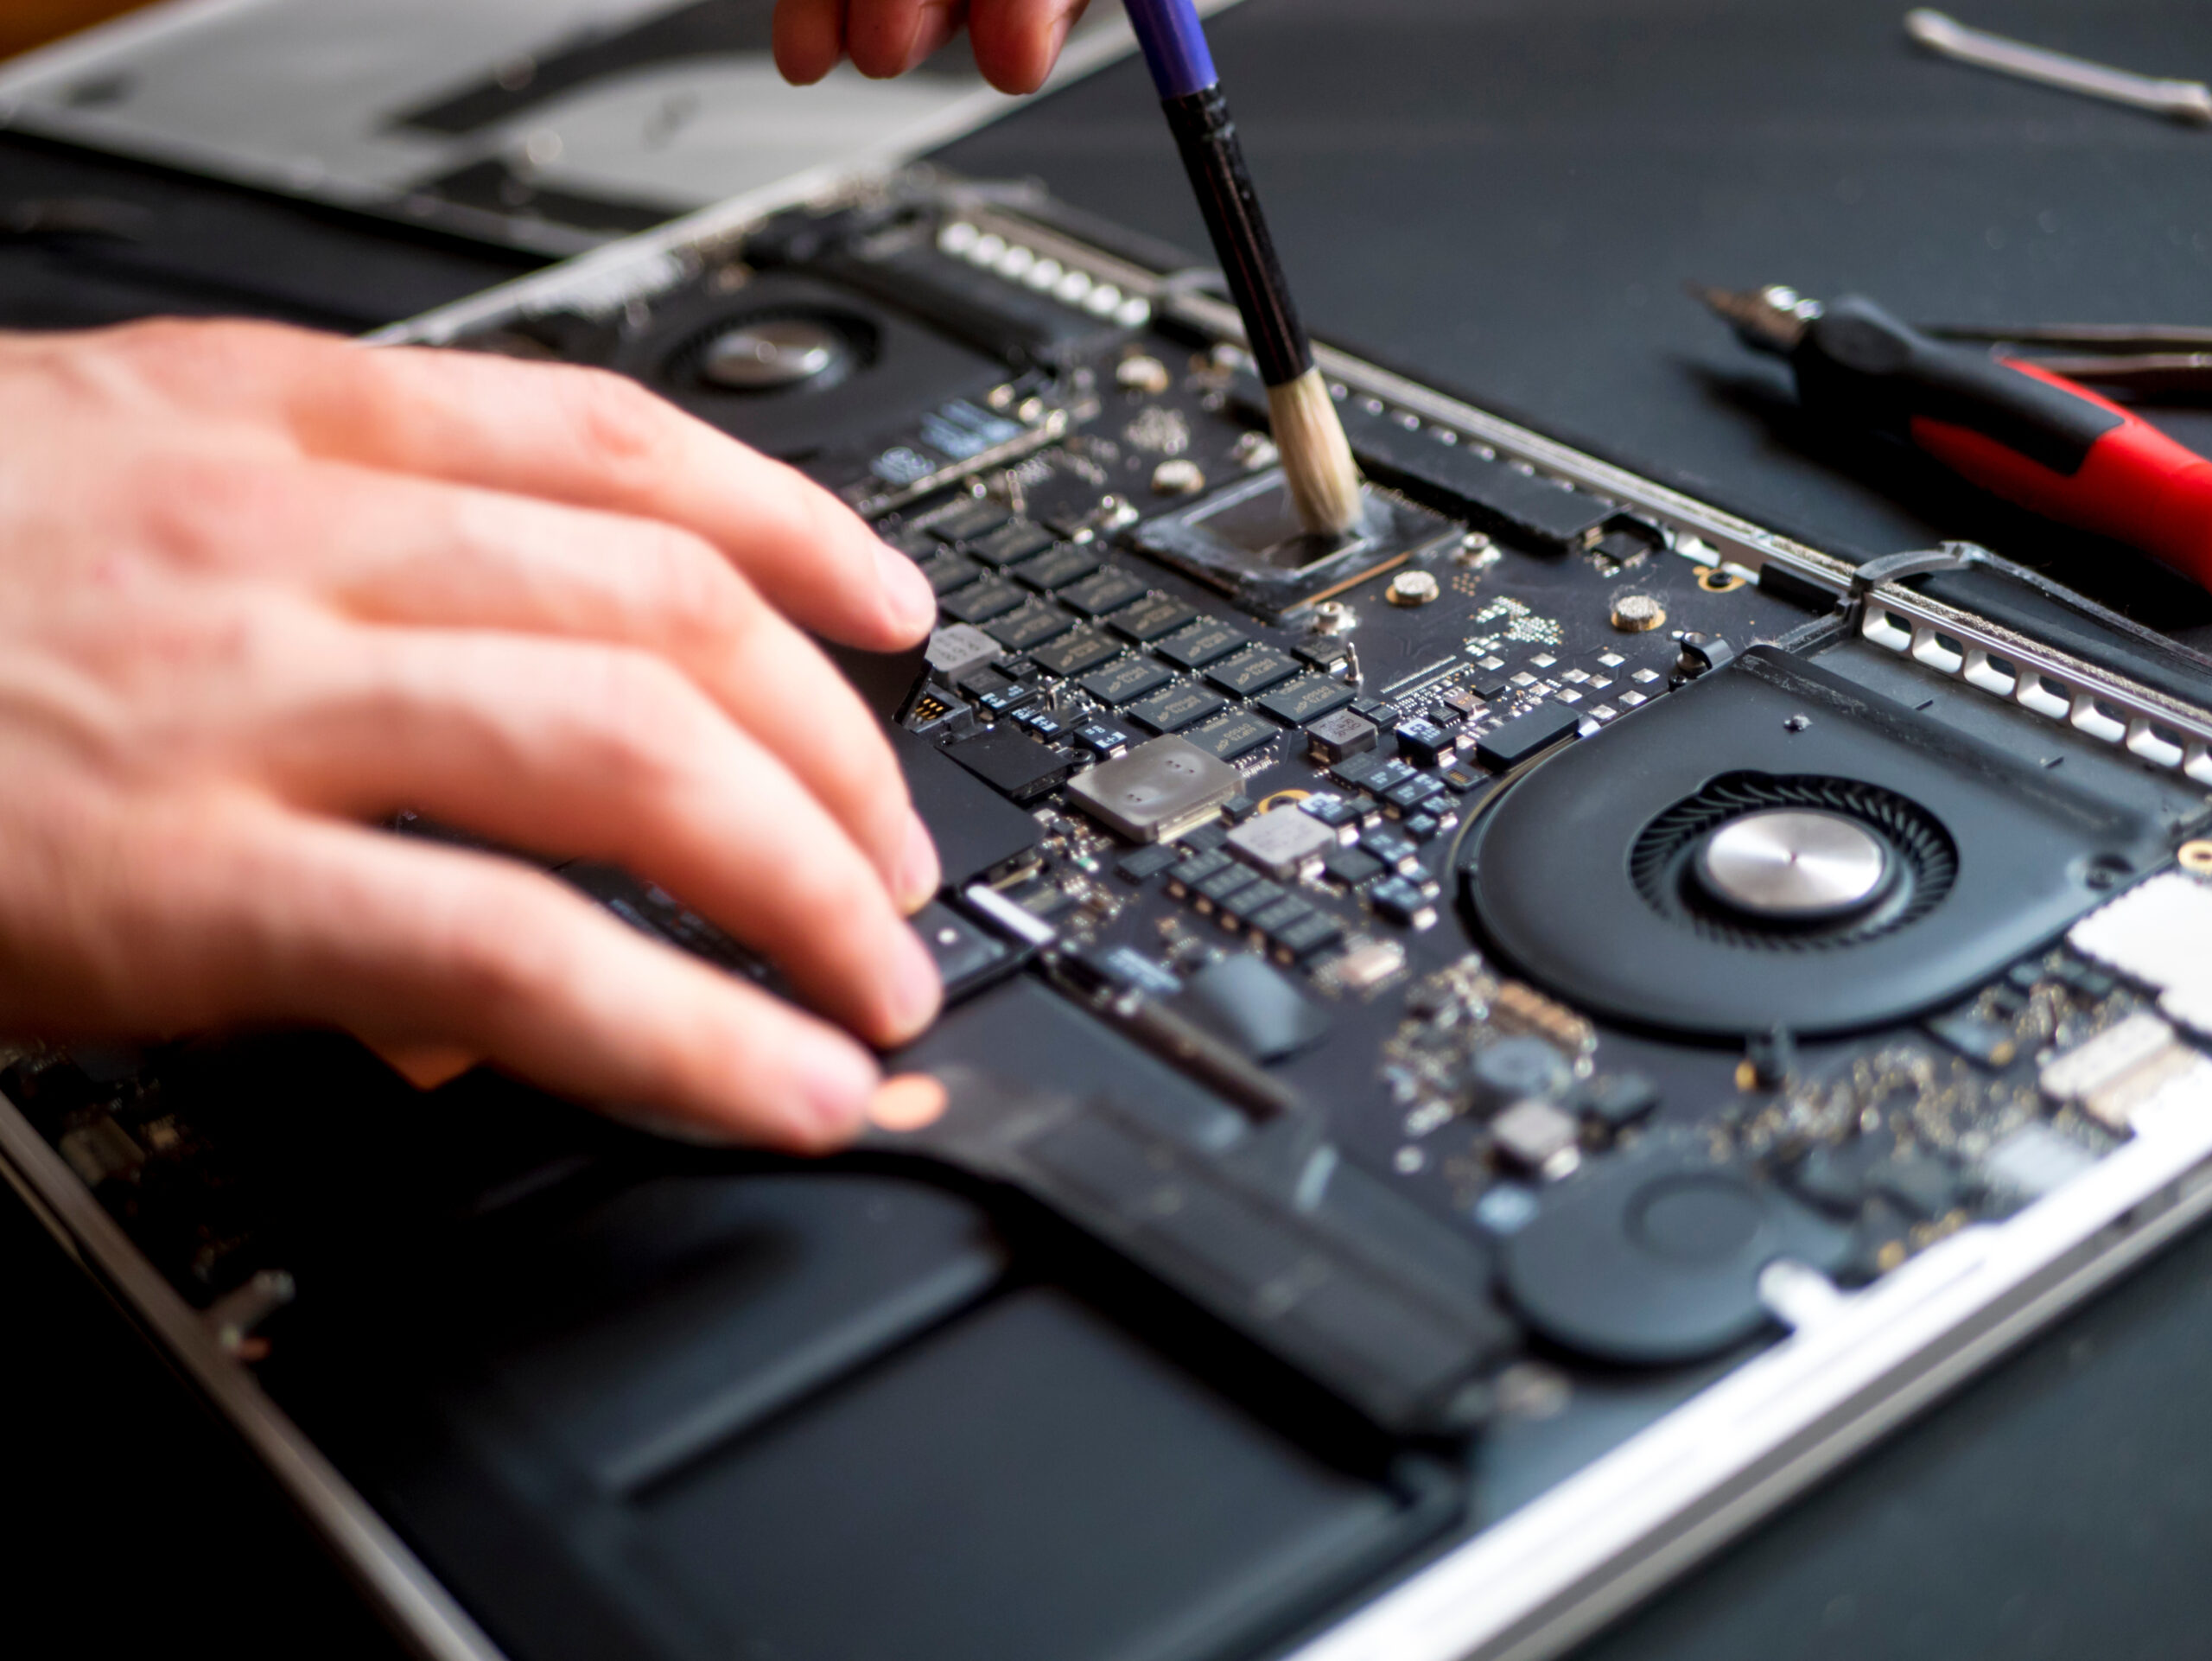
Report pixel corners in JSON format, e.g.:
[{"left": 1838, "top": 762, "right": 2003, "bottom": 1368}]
[
  {"left": 211, "top": 806, "right": 891, "bottom": 1150},
  {"left": 770, "top": 0, "right": 1080, "bottom": 92},
  {"left": 969, "top": 0, "right": 1089, "bottom": 93},
  {"left": 774, "top": 0, "right": 963, "bottom": 80},
  {"left": 259, "top": 624, "right": 941, "bottom": 1047},
  {"left": 849, "top": 0, "right": 965, "bottom": 76},
  {"left": 158, "top": 452, "right": 938, "bottom": 908},
  {"left": 772, "top": 0, "right": 845, "bottom": 83},
  {"left": 74, "top": 319, "right": 938, "bottom": 655},
  {"left": 295, "top": 345, "right": 939, "bottom": 653}
]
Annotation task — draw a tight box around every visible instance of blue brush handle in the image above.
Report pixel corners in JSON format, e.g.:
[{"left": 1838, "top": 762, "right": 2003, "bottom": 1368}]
[
  {"left": 1125, "top": 0, "right": 1312, "bottom": 387},
  {"left": 1124, "top": 0, "right": 1218, "bottom": 99}
]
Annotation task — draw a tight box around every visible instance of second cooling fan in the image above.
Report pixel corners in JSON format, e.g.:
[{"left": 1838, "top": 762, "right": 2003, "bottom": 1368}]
[{"left": 1459, "top": 646, "right": 2175, "bottom": 1040}]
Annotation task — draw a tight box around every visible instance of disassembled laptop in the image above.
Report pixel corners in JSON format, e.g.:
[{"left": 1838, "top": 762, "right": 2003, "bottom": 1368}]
[{"left": 5, "top": 169, "right": 2211, "bottom": 1661}]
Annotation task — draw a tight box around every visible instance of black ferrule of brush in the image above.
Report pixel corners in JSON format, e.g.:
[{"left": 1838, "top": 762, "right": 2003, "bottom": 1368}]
[{"left": 1162, "top": 85, "right": 1312, "bottom": 388}]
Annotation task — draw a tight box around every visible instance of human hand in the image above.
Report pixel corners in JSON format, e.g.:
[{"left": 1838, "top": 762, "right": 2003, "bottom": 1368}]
[
  {"left": 0, "top": 318, "right": 945, "bottom": 1151},
  {"left": 773, "top": 0, "right": 1091, "bottom": 95}
]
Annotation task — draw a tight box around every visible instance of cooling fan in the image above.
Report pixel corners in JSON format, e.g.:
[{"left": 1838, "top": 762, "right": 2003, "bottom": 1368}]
[
  {"left": 606, "top": 271, "right": 1007, "bottom": 466},
  {"left": 1459, "top": 647, "right": 2174, "bottom": 1040},
  {"left": 1626, "top": 771, "right": 1957, "bottom": 951}
]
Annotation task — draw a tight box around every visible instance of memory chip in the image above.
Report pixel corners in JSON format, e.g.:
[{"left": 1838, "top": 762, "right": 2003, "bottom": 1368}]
[
  {"left": 1154, "top": 617, "right": 1249, "bottom": 669},
  {"left": 940, "top": 576, "right": 1025, "bottom": 624},
  {"left": 1106, "top": 593, "right": 1200, "bottom": 642},
  {"left": 1011, "top": 544, "right": 1101, "bottom": 591},
  {"left": 1184, "top": 710, "right": 1280, "bottom": 762},
  {"left": 970, "top": 519, "right": 1058, "bottom": 567},
  {"left": 1080, "top": 655, "right": 1176, "bottom": 705},
  {"left": 1257, "top": 674, "right": 1356, "bottom": 725},
  {"left": 1065, "top": 735, "right": 1243, "bottom": 843},
  {"left": 918, "top": 550, "right": 982, "bottom": 595},
  {"left": 1128, "top": 684, "right": 1229, "bottom": 734},
  {"left": 1205, "top": 647, "right": 1301, "bottom": 697},
  {"left": 1061, "top": 567, "right": 1149, "bottom": 616},
  {"left": 1031, "top": 627, "right": 1120, "bottom": 678},
  {"left": 928, "top": 498, "right": 1011, "bottom": 544},
  {"left": 985, "top": 601, "right": 1076, "bottom": 652}
]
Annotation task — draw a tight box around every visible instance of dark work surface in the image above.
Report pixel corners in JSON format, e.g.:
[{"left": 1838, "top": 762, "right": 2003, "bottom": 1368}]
[
  {"left": 937, "top": 0, "right": 2212, "bottom": 653},
  {"left": 931, "top": 2, "right": 2212, "bottom": 1656}
]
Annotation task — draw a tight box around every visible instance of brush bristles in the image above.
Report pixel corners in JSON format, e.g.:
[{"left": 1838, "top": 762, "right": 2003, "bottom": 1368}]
[{"left": 1266, "top": 368, "right": 1363, "bottom": 537}]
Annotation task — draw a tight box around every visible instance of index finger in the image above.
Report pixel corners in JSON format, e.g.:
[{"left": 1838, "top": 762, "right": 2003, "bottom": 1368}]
[
  {"left": 772, "top": 0, "right": 1086, "bottom": 92},
  {"left": 311, "top": 344, "right": 940, "bottom": 654},
  {"left": 87, "top": 321, "right": 935, "bottom": 655}
]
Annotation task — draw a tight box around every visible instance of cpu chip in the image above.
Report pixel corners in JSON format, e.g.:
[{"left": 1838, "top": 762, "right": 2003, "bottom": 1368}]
[
  {"left": 1126, "top": 467, "right": 1459, "bottom": 620},
  {"left": 1065, "top": 735, "right": 1243, "bottom": 843}
]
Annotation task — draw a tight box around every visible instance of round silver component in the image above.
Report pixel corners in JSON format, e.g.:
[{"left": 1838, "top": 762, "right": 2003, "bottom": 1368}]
[
  {"left": 1150, "top": 458, "right": 1206, "bottom": 495},
  {"left": 698, "top": 318, "right": 844, "bottom": 390},
  {"left": 1696, "top": 810, "right": 1888, "bottom": 919},
  {"left": 1387, "top": 570, "right": 1441, "bottom": 607},
  {"left": 1116, "top": 353, "right": 1173, "bottom": 394}
]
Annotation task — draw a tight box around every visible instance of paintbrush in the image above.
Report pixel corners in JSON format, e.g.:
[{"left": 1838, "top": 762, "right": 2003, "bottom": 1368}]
[{"left": 1124, "top": 0, "right": 1363, "bottom": 537}]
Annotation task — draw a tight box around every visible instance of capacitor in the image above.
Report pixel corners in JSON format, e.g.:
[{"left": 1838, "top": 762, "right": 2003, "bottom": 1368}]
[
  {"left": 1116, "top": 354, "right": 1173, "bottom": 394},
  {"left": 1611, "top": 592, "right": 1667, "bottom": 633},
  {"left": 1151, "top": 458, "right": 1207, "bottom": 495},
  {"left": 1387, "top": 570, "right": 1441, "bottom": 607}
]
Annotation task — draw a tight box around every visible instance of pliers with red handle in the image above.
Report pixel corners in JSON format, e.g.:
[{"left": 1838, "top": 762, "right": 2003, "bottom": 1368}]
[{"left": 1694, "top": 283, "right": 2212, "bottom": 595}]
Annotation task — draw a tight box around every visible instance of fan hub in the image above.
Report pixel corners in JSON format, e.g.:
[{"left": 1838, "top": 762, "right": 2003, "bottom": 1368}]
[
  {"left": 1695, "top": 809, "right": 1890, "bottom": 920},
  {"left": 699, "top": 318, "right": 846, "bottom": 390}
]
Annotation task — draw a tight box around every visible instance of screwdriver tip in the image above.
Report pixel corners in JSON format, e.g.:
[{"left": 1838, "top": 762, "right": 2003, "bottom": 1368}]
[{"left": 1688, "top": 282, "right": 1819, "bottom": 353}]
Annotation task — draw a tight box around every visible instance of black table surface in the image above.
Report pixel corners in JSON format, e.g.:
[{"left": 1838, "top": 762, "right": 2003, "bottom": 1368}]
[{"left": 10, "top": 4, "right": 2212, "bottom": 1658}]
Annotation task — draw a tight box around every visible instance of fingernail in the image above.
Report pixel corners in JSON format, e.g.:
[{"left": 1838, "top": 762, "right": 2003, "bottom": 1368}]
[
  {"left": 1043, "top": 2, "right": 1085, "bottom": 73},
  {"left": 888, "top": 920, "right": 944, "bottom": 1038},
  {"left": 868, "top": 1072, "right": 949, "bottom": 1133},
  {"left": 898, "top": 3, "right": 946, "bottom": 73},
  {"left": 874, "top": 539, "right": 938, "bottom": 639},
  {"left": 896, "top": 811, "right": 941, "bottom": 912},
  {"left": 883, "top": 7, "right": 926, "bottom": 76},
  {"left": 795, "top": 1033, "right": 879, "bottom": 1137}
]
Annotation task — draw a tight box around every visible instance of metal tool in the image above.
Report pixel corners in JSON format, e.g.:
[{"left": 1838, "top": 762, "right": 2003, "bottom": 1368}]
[
  {"left": 1904, "top": 10, "right": 2212, "bottom": 124},
  {"left": 1922, "top": 321, "right": 2212, "bottom": 400},
  {"left": 1694, "top": 283, "right": 2212, "bottom": 594}
]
